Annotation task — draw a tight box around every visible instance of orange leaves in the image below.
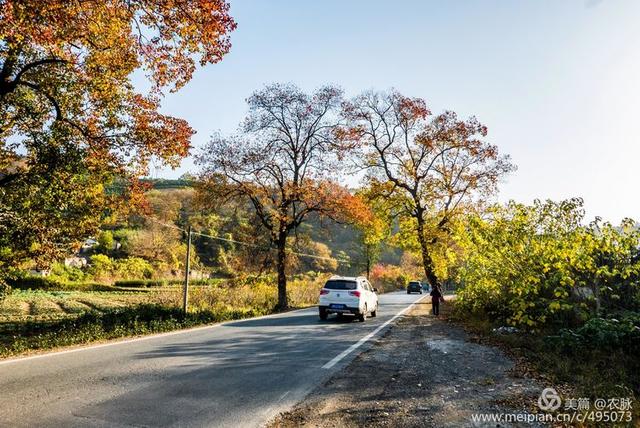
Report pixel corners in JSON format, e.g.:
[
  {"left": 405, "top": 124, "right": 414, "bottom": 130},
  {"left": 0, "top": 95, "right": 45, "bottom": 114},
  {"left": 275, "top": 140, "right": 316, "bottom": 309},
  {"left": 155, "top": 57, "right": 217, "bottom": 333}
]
[
  {"left": 136, "top": 0, "right": 236, "bottom": 91},
  {"left": 303, "top": 181, "right": 373, "bottom": 226},
  {"left": 396, "top": 93, "right": 431, "bottom": 123},
  {"left": 333, "top": 124, "right": 366, "bottom": 149},
  {"left": 1, "top": 0, "right": 235, "bottom": 271},
  {"left": 333, "top": 188, "right": 375, "bottom": 226},
  {"left": 0, "top": 1, "right": 236, "bottom": 92},
  {"left": 2, "top": 0, "right": 234, "bottom": 179},
  {"left": 129, "top": 94, "right": 194, "bottom": 169}
]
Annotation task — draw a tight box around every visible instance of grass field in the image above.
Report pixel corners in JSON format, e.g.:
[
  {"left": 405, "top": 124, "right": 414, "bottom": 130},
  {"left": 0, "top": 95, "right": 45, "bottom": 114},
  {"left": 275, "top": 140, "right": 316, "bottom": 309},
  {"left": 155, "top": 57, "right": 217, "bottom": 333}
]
[
  {"left": 0, "top": 290, "right": 151, "bottom": 325},
  {"left": 0, "top": 275, "right": 333, "bottom": 357},
  {"left": 0, "top": 273, "right": 410, "bottom": 358}
]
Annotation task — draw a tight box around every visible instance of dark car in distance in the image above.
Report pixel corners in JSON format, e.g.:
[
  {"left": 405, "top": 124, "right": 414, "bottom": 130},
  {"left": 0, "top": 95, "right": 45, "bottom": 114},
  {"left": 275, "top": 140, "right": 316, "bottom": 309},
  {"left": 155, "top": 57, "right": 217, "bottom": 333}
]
[{"left": 407, "top": 280, "right": 423, "bottom": 294}]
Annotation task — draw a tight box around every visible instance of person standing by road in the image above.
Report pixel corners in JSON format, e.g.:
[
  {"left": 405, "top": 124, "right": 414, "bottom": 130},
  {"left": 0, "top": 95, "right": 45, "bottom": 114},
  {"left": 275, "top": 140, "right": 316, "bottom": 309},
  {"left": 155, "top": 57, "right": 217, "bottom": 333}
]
[{"left": 430, "top": 284, "right": 444, "bottom": 316}]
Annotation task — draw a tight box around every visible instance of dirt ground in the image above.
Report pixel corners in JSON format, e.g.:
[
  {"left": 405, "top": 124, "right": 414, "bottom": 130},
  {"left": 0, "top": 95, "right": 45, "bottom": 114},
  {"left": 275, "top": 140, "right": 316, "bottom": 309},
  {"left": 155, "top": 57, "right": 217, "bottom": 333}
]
[{"left": 269, "top": 299, "right": 546, "bottom": 428}]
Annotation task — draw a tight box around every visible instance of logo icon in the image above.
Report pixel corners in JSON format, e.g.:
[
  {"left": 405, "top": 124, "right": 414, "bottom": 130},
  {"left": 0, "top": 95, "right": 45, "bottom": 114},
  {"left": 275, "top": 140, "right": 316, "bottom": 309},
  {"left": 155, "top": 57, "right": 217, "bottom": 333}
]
[{"left": 538, "top": 387, "right": 562, "bottom": 411}]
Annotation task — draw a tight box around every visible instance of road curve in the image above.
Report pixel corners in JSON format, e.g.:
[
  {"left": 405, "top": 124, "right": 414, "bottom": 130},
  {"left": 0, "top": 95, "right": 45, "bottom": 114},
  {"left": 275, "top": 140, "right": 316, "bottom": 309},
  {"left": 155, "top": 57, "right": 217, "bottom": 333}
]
[{"left": 0, "top": 291, "right": 426, "bottom": 427}]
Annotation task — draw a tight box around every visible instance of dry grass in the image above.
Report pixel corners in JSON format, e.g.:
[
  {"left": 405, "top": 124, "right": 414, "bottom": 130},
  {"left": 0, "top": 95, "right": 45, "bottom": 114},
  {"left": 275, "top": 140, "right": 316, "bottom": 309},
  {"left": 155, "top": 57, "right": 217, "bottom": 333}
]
[
  {"left": 152, "top": 274, "right": 330, "bottom": 314},
  {"left": 0, "top": 290, "right": 151, "bottom": 324},
  {"left": 0, "top": 273, "right": 330, "bottom": 327}
]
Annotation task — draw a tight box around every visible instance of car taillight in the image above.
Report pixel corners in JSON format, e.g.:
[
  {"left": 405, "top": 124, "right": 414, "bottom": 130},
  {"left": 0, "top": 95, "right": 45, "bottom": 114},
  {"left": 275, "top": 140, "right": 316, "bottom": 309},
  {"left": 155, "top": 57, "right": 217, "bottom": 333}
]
[
  {"left": 349, "top": 290, "right": 361, "bottom": 297},
  {"left": 320, "top": 289, "right": 329, "bottom": 295}
]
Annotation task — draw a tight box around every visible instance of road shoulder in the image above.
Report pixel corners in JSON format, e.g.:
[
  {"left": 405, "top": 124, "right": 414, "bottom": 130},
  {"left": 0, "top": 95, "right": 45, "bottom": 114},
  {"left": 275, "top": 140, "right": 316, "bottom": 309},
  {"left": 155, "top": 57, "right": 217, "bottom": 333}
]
[{"left": 269, "top": 299, "right": 544, "bottom": 427}]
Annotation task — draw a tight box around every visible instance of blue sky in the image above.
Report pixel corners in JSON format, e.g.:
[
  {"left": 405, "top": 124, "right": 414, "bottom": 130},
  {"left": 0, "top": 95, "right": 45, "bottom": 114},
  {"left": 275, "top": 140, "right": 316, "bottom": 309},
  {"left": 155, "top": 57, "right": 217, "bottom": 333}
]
[{"left": 152, "top": 0, "right": 640, "bottom": 224}]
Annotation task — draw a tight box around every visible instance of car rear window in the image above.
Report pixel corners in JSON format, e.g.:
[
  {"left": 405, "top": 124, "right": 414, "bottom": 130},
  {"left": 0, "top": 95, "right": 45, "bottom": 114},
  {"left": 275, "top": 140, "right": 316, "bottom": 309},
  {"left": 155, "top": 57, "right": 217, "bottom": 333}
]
[
  {"left": 409, "top": 282, "right": 420, "bottom": 286},
  {"left": 324, "top": 280, "right": 357, "bottom": 290}
]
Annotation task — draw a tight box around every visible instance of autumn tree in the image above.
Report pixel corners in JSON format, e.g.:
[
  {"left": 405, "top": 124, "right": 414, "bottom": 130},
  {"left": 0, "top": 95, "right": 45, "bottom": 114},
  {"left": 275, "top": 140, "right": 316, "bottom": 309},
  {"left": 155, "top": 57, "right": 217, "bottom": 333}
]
[
  {"left": 289, "top": 240, "right": 339, "bottom": 273},
  {"left": 122, "top": 222, "right": 198, "bottom": 274},
  {"left": 340, "top": 90, "right": 515, "bottom": 287},
  {"left": 0, "top": 1, "right": 236, "bottom": 277},
  {"left": 352, "top": 189, "right": 392, "bottom": 279},
  {"left": 197, "top": 83, "right": 358, "bottom": 309}
]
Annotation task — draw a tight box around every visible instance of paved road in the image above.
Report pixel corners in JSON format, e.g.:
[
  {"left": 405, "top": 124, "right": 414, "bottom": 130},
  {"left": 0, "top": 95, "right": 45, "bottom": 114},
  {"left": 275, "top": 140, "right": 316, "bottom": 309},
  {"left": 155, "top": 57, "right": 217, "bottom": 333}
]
[{"left": 0, "top": 291, "right": 426, "bottom": 428}]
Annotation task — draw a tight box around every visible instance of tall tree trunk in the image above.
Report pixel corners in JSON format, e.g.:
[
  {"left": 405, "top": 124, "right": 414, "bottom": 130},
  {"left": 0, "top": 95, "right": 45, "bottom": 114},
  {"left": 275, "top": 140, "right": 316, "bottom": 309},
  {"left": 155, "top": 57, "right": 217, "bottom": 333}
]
[
  {"left": 416, "top": 216, "right": 440, "bottom": 287},
  {"left": 275, "top": 231, "right": 288, "bottom": 310}
]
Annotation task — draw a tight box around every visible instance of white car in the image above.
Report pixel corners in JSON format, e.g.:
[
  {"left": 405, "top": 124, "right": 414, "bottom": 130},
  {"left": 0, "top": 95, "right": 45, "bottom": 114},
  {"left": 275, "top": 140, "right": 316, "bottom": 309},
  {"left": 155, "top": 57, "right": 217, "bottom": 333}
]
[{"left": 318, "top": 276, "right": 378, "bottom": 322}]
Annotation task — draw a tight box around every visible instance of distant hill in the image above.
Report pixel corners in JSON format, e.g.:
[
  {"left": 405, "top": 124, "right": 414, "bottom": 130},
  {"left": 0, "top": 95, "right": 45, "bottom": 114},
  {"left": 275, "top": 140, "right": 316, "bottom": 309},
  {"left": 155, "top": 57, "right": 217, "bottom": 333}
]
[{"left": 141, "top": 178, "right": 194, "bottom": 189}]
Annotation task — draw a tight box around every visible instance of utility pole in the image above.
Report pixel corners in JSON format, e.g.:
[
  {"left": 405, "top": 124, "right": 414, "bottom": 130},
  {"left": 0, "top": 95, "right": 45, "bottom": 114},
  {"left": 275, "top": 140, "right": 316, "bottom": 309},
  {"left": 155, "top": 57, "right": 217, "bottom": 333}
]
[
  {"left": 365, "top": 245, "right": 371, "bottom": 280},
  {"left": 183, "top": 225, "right": 192, "bottom": 314}
]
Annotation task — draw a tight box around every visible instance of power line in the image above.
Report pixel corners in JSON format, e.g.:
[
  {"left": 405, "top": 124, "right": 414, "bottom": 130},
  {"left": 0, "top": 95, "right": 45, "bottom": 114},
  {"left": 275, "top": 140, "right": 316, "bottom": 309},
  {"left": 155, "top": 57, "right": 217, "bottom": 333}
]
[
  {"left": 146, "top": 216, "right": 360, "bottom": 266},
  {"left": 193, "top": 229, "right": 355, "bottom": 265},
  {"left": 191, "top": 229, "right": 262, "bottom": 248},
  {"left": 146, "top": 218, "right": 186, "bottom": 233}
]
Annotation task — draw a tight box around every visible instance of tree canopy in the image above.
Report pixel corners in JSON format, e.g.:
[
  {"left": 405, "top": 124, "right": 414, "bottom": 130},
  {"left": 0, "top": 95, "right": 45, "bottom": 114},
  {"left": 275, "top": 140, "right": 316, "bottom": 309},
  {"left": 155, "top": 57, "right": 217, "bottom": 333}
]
[
  {"left": 340, "top": 89, "right": 515, "bottom": 286},
  {"left": 455, "top": 198, "right": 640, "bottom": 330},
  {"left": 197, "top": 83, "right": 369, "bottom": 308},
  {"left": 0, "top": 0, "right": 236, "bottom": 278}
]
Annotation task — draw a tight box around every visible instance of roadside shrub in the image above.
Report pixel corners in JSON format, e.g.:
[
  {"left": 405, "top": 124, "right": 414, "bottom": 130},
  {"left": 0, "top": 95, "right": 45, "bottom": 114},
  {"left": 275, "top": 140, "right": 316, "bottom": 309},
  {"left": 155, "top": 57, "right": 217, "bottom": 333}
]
[
  {"left": 455, "top": 199, "right": 640, "bottom": 330},
  {"left": 190, "top": 278, "right": 222, "bottom": 286},
  {"left": 0, "top": 304, "right": 264, "bottom": 357},
  {"left": 548, "top": 314, "right": 640, "bottom": 355},
  {"left": 288, "top": 273, "right": 330, "bottom": 305},
  {"left": 113, "top": 278, "right": 220, "bottom": 288}
]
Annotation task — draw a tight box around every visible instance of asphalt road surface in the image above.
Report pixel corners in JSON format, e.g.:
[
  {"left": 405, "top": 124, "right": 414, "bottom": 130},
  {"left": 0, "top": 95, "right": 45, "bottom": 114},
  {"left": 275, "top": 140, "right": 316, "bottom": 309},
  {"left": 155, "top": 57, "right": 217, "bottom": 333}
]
[{"left": 0, "top": 291, "right": 426, "bottom": 428}]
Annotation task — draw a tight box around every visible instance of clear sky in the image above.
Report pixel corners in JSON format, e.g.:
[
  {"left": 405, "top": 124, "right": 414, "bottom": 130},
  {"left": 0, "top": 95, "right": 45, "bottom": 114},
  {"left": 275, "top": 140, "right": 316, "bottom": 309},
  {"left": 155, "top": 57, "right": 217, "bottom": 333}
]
[{"left": 152, "top": 0, "right": 640, "bottom": 224}]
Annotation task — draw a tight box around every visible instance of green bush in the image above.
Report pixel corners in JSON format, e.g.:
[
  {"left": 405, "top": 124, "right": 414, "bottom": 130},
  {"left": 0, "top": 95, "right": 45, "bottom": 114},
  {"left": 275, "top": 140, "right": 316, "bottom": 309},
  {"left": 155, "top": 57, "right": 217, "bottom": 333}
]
[
  {"left": 49, "top": 262, "right": 89, "bottom": 283},
  {"left": 542, "top": 313, "right": 640, "bottom": 397},
  {"left": 455, "top": 200, "right": 640, "bottom": 330},
  {"left": 88, "top": 254, "right": 114, "bottom": 279},
  {"left": 114, "top": 257, "right": 154, "bottom": 280},
  {"left": 96, "top": 230, "right": 114, "bottom": 254},
  {"left": 0, "top": 304, "right": 263, "bottom": 357},
  {"left": 6, "top": 276, "right": 65, "bottom": 290},
  {"left": 548, "top": 314, "right": 640, "bottom": 355},
  {"left": 113, "top": 278, "right": 220, "bottom": 288},
  {"left": 115, "top": 279, "right": 170, "bottom": 288},
  {"left": 5, "top": 276, "right": 120, "bottom": 292},
  {"left": 88, "top": 255, "right": 155, "bottom": 282}
]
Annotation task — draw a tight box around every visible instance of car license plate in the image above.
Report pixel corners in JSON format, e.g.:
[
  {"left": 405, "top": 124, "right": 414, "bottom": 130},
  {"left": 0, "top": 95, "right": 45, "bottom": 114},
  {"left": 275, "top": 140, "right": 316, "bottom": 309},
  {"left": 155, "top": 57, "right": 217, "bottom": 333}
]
[{"left": 330, "top": 304, "right": 346, "bottom": 309}]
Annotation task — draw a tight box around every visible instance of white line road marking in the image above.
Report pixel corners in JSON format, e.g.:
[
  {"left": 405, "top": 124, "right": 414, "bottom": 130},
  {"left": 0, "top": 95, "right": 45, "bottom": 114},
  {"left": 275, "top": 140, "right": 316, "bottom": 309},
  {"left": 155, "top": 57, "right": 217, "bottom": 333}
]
[
  {"left": 321, "top": 295, "right": 428, "bottom": 370},
  {"left": 0, "top": 306, "right": 314, "bottom": 366}
]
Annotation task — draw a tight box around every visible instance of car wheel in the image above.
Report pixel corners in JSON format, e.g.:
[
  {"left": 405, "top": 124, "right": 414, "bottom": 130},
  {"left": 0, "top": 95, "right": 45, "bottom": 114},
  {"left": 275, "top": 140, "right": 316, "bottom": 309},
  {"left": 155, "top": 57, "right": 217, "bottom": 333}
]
[
  {"left": 371, "top": 305, "right": 377, "bottom": 317},
  {"left": 359, "top": 305, "right": 367, "bottom": 322},
  {"left": 407, "top": 290, "right": 411, "bottom": 294},
  {"left": 319, "top": 308, "right": 328, "bottom": 321}
]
